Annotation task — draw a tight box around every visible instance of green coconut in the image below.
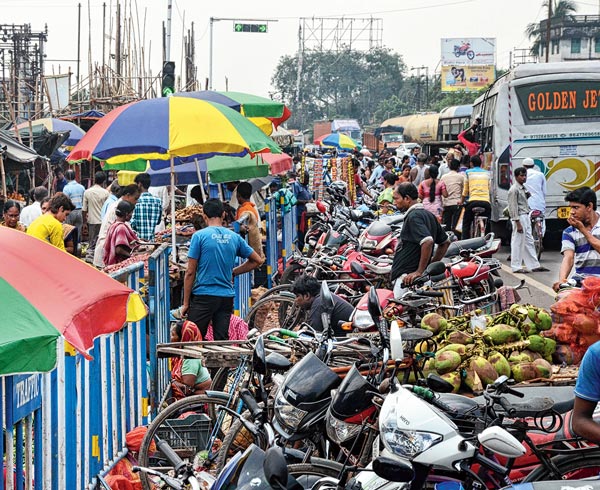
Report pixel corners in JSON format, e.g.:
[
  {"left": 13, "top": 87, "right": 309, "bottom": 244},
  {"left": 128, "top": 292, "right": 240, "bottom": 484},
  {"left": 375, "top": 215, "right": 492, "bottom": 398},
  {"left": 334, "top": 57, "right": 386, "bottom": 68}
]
[
  {"left": 434, "top": 350, "right": 462, "bottom": 375},
  {"left": 421, "top": 313, "right": 448, "bottom": 335},
  {"left": 489, "top": 351, "right": 511, "bottom": 378}
]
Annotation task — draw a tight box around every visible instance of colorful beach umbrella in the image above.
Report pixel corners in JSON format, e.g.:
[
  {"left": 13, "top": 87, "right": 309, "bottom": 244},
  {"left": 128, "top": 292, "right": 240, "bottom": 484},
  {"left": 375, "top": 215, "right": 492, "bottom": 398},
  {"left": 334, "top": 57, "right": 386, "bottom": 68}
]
[
  {"left": 66, "top": 97, "right": 281, "bottom": 169},
  {"left": 0, "top": 227, "right": 147, "bottom": 375},
  {"left": 316, "top": 133, "right": 362, "bottom": 150},
  {"left": 14, "top": 117, "right": 86, "bottom": 149}
]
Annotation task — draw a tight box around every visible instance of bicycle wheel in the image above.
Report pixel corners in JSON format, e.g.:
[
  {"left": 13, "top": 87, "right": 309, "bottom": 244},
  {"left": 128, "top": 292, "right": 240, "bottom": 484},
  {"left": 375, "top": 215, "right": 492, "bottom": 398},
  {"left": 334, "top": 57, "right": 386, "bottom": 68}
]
[
  {"left": 522, "top": 452, "right": 600, "bottom": 481},
  {"left": 255, "top": 283, "right": 294, "bottom": 302},
  {"left": 245, "top": 294, "right": 305, "bottom": 332},
  {"left": 138, "top": 394, "right": 237, "bottom": 489}
]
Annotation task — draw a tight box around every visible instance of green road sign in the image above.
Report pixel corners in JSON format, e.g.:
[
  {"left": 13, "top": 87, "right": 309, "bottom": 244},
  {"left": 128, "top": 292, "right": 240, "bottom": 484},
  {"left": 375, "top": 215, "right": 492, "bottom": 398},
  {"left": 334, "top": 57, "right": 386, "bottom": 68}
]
[{"left": 233, "top": 23, "right": 268, "bottom": 33}]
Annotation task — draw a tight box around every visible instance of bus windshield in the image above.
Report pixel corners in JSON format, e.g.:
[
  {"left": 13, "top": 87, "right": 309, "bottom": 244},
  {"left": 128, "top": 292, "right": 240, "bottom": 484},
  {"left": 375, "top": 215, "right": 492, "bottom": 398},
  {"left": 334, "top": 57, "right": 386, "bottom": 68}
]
[{"left": 515, "top": 80, "right": 600, "bottom": 122}]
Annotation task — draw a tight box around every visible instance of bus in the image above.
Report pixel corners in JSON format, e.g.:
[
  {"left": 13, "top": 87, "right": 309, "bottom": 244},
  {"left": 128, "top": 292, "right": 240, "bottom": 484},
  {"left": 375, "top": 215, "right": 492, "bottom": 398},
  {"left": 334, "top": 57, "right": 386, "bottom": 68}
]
[{"left": 473, "top": 61, "right": 600, "bottom": 241}]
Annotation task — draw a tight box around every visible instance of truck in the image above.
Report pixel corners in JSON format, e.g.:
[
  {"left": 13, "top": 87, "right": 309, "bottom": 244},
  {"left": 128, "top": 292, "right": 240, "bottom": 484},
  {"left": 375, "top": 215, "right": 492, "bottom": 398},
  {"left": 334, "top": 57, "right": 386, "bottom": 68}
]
[
  {"left": 379, "top": 105, "right": 472, "bottom": 157},
  {"left": 313, "top": 119, "right": 362, "bottom": 144},
  {"left": 362, "top": 125, "right": 405, "bottom": 153}
]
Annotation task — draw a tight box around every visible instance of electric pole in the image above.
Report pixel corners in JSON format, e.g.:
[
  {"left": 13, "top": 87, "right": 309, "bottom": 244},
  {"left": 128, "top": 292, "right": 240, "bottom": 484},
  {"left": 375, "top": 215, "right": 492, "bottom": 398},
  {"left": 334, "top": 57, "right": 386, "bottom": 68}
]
[{"left": 545, "top": 0, "right": 552, "bottom": 62}]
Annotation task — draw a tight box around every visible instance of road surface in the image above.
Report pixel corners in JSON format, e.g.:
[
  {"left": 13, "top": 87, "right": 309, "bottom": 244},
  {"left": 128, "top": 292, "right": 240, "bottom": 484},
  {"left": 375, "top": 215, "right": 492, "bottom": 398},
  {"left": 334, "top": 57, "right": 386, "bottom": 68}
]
[{"left": 496, "top": 245, "right": 561, "bottom": 311}]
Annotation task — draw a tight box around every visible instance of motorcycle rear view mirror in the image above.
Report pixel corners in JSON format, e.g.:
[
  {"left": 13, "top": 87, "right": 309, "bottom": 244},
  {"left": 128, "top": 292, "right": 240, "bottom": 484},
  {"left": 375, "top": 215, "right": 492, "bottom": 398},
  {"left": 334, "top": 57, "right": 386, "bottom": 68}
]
[
  {"left": 426, "top": 373, "right": 455, "bottom": 393},
  {"left": 263, "top": 447, "right": 289, "bottom": 489},
  {"left": 367, "top": 287, "right": 383, "bottom": 324},
  {"left": 372, "top": 456, "right": 414, "bottom": 482},
  {"left": 253, "top": 336, "right": 267, "bottom": 375},
  {"left": 426, "top": 261, "right": 446, "bottom": 277},
  {"left": 321, "top": 281, "right": 335, "bottom": 315},
  {"left": 350, "top": 262, "right": 366, "bottom": 277}
]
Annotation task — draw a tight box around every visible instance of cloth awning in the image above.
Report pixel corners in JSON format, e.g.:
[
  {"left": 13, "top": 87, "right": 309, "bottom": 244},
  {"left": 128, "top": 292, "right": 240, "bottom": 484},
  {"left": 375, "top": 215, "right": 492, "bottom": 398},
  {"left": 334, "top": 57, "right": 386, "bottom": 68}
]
[{"left": 0, "top": 130, "right": 42, "bottom": 170}]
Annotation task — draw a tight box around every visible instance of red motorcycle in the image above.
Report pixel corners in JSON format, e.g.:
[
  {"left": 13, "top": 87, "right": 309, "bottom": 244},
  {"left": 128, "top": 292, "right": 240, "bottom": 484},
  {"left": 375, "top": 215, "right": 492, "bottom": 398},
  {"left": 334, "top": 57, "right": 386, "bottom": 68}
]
[{"left": 454, "top": 41, "right": 475, "bottom": 60}]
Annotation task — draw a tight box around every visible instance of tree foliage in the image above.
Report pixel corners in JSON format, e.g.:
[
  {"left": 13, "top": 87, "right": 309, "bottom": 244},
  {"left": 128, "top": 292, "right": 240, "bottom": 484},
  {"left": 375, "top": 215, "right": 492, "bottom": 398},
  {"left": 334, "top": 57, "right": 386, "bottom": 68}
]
[
  {"left": 525, "top": 0, "right": 577, "bottom": 56},
  {"left": 271, "top": 47, "right": 406, "bottom": 129}
]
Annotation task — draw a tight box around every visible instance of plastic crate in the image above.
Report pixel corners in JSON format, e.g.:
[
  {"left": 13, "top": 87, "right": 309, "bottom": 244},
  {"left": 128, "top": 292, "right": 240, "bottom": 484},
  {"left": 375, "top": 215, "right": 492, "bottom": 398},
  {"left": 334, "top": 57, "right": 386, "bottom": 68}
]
[{"left": 155, "top": 413, "right": 211, "bottom": 458}]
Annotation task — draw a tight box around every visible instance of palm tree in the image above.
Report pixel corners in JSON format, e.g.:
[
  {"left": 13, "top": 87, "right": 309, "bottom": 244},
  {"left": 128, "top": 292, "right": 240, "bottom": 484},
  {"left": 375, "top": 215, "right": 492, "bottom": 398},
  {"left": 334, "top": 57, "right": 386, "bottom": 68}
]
[{"left": 526, "top": 0, "right": 578, "bottom": 57}]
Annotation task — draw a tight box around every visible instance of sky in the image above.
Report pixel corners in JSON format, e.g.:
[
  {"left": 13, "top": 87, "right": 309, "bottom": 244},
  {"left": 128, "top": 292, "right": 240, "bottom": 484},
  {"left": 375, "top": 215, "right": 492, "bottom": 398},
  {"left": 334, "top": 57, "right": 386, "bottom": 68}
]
[{"left": 3, "top": 0, "right": 600, "bottom": 99}]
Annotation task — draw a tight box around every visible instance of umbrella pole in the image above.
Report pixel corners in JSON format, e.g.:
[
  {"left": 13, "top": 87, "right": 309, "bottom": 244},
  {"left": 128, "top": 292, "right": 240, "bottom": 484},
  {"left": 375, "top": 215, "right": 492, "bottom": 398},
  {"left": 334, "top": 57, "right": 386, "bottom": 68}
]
[
  {"left": 170, "top": 156, "right": 177, "bottom": 263},
  {"left": 0, "top": 155, "right": 6, "bottom": 199},
  {"left": 194, "top": 158, "right": 206, "bottom": 203}
]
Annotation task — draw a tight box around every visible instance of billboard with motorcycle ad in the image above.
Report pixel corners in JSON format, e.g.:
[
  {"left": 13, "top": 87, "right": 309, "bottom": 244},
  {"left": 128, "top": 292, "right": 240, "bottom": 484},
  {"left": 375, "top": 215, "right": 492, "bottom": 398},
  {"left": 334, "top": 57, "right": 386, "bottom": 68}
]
[
  {"left": 441, "top": 65, "right": 496, "bottom": 92},
  {"left": 441, "top": 38, "right": 496, "bottom": 65}
]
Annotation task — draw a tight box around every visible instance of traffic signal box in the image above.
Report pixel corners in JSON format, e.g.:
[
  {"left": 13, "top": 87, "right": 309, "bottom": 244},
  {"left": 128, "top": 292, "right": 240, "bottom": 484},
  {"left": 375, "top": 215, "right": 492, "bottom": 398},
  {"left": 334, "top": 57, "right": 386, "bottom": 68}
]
[
  {"left": 233, "top": 23, "right": 268, "bottom": 33},
  {"left": 162, "top": 61, "right": 175, "bottom": 97}
]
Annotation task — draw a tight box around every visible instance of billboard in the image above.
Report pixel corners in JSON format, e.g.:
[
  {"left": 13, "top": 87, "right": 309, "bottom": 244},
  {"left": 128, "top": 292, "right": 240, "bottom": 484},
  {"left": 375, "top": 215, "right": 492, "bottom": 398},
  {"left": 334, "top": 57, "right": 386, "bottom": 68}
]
[
  {"left": 441, "top": 65, "right": 496, "bottom": 92},
  {"left": 441, "top": 38, "right": 496, "bottom": 66}
]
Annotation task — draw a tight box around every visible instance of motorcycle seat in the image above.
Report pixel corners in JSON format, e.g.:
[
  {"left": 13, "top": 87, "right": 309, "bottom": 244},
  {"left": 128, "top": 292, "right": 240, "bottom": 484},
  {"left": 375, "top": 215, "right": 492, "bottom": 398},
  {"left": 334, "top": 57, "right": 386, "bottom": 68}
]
[
  {"left": 394, "top": 328, "right": 432, "bottom": 341},
  {"left": 473, "top": 385, "right": 575, "bottom": 415},
  {"left": 363, "top": 262, "right": 392, "bottom": 275},
  {"left": 445, "top": 237, "right": 487, "bottom": 257}
]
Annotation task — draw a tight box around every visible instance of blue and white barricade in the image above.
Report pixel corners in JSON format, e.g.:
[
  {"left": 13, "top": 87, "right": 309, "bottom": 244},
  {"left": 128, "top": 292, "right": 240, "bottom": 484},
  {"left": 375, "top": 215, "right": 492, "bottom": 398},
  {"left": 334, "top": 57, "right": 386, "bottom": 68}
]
[
  {"left": 147, "top": 243, "right": 172, "bottom": 416},
  {"left": 233, "top": 217, "right": 253, "bottom": 319},
  {"left": 0, "top": 245, "right": 172, "bottom": 489}
]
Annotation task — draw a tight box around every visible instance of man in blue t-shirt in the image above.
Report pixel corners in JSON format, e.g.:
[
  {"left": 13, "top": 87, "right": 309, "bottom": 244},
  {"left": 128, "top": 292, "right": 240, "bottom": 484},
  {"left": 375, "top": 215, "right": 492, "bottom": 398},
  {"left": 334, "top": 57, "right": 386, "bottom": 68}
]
[
  {"left": 181, "top": 198, "right": 263, "bottom": 340},
  {"left": 573, "top": 340, "right": 600, "bottom": 443}
]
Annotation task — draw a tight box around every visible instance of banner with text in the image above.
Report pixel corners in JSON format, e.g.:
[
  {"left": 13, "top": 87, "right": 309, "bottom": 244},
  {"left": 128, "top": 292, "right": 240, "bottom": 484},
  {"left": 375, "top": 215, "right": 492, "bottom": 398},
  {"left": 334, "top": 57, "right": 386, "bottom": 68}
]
[
  {"left": 441, "top": 38, "right": 496, "bottom": 66},
  {"left": 441, "top": 65, "right": 495, "bottom": 92}
]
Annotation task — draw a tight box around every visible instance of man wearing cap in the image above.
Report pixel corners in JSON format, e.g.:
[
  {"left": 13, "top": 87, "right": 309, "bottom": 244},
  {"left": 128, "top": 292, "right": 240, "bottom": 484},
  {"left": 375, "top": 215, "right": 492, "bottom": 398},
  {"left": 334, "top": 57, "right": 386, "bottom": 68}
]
[{"left": 523, "top": 157, "right": 547, "bottom": 237}]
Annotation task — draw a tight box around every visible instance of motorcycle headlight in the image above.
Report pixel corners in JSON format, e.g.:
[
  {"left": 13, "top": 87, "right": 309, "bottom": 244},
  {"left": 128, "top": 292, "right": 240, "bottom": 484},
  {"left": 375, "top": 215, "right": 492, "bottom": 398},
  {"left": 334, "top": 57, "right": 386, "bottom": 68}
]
[
  {"left": 326, "top": 409, "right": 362, "bottom": 444},
  {"left": 380, "top": 407, "right": 442, "bottom": 458},
  {"left": 275, "top": 389, "right": 307, "bottom": 431},
  {"left": 353, "top": 309, "right": 374, "bottom": 329},
  {"left": 361, "top": 239, "right": 378, "bottom": 250}
]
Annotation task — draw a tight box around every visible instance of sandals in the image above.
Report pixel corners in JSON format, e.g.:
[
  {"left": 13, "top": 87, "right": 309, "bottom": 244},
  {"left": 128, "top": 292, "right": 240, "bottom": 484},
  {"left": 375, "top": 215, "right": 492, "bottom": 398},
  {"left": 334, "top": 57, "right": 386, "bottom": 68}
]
[{"left": 531, "top": 267, "right": 550, "bottom": 272}]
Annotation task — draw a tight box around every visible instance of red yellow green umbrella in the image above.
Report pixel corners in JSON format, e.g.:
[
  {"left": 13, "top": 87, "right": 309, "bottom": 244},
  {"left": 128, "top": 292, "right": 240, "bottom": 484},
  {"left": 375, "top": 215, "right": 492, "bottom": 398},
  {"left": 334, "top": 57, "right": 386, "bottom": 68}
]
[{"left": 0, "top": 227, "right": 146, "bottom": 375}]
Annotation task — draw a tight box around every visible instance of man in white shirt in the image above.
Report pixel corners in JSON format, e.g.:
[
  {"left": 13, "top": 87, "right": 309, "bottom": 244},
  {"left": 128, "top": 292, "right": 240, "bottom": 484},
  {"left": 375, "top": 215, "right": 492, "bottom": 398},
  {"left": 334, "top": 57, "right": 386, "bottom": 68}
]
[
  {"left": 20, "top": 186, "right": 48, "bottom": 226},
  {"left": 523, "top": 157, "right": 547, "bottom": 236},
  {"left": 83, "top": 171, "right": 109, "bottom": 260}
]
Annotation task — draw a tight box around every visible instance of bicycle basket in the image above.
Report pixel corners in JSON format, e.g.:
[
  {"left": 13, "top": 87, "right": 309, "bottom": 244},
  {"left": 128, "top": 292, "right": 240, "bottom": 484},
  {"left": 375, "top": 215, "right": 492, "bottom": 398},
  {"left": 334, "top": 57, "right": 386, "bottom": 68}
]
[{"left": 155, "top": 413, "right": 212, "bottom": 458}]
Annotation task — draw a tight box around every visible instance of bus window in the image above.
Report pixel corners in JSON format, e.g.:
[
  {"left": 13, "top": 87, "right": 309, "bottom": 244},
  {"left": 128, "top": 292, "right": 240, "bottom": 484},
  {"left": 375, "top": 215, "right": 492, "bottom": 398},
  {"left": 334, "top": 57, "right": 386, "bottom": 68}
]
[{"left": 498, "top": 163, "right": 510, "bottom": 190}]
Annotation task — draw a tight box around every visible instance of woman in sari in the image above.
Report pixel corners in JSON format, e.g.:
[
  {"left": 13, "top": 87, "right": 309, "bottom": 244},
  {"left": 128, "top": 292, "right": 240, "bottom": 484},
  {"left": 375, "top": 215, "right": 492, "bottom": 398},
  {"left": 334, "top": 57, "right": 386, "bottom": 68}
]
[
  {"left": 103, "top": 200, "right": 139, "bottom": 266},
  {"left": 170, "top": 320, "right": 211, "bottom": 400}
]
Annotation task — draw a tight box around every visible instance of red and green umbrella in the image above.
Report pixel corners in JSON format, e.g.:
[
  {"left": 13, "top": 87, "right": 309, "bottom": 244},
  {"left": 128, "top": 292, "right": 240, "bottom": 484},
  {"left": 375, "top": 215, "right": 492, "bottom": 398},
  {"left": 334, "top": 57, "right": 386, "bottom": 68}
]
[{"left": 0, "top": 227, "right": 147, "bottom": 375}]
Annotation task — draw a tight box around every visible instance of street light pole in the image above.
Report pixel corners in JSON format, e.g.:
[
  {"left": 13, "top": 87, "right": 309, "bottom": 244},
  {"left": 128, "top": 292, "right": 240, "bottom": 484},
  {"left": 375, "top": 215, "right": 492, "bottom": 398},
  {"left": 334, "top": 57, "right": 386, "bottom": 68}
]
[
  {"left": 165, "top": 0, "right": 172, "bottom": 61},
  {"left": 209, "top": 17, "right": 214, "bottom": 90}
]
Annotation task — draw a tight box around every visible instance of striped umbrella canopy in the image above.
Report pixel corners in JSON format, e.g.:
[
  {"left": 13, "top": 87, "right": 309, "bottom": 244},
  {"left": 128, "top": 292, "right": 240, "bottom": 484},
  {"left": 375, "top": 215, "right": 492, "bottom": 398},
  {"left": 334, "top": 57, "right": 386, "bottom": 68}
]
[
  {"left": 0, "top": 227, "right": 146, "bottom": 375},
  {"left": 66, "top": 97, "right": 281, "bottom": 170}
]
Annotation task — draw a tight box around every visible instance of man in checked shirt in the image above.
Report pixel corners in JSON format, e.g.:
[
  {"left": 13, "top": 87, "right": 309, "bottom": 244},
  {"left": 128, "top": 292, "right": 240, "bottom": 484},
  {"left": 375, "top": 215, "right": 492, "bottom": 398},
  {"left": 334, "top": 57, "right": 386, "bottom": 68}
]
[{"left": 131, "top": 173, "right": 163, "bottom": 241}]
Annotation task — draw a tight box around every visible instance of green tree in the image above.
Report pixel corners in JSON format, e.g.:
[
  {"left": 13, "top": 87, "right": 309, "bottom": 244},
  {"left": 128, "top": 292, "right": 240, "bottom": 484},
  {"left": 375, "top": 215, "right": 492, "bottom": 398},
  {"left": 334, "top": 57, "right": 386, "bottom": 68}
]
[
  {"left": 526, "top": 0, "right": 577, "bottom": 56},
  {"left": 271, "top": 48, "right": 406, "bottom": 130}
]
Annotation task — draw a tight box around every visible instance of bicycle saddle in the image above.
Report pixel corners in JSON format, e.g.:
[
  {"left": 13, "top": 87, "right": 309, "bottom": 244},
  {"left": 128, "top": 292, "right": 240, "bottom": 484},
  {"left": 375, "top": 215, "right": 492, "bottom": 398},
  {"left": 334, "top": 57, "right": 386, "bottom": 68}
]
[{"left": 472, "top": 207, "right": 486, "bottom": 214}]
